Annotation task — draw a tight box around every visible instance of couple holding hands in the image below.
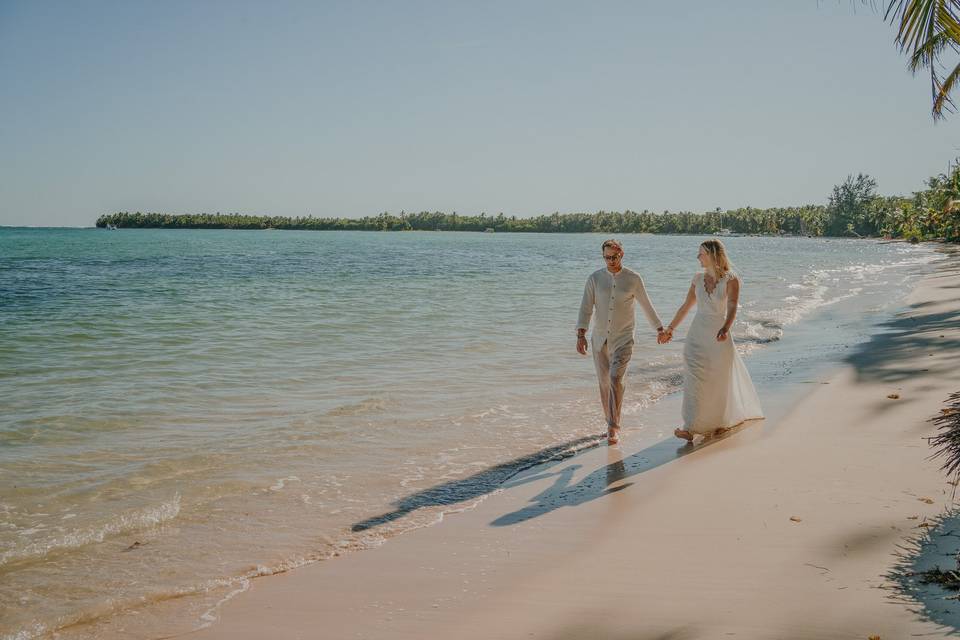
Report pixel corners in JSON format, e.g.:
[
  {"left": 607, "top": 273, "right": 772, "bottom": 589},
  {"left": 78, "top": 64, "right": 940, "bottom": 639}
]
[{"left": 576, "top": 238, "right": 763, "bottom": 445}]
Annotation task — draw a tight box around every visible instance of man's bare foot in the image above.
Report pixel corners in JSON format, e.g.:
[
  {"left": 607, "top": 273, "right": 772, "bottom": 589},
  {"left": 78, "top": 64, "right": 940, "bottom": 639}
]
[
  {"left": 607, "top": 426, "right": 621, "bottom": 445},
  {"left": 674, "top": 428, "right": 694, "bottom": 442}
]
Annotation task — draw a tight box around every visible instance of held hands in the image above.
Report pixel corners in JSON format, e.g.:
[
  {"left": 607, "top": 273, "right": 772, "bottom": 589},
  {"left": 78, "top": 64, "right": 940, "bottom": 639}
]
[
  {"left": 657, "top": 327, "right": 673, "bottom": 344},
  {"left": 716, "top": 326, "right": 729, "bottom": 342}
]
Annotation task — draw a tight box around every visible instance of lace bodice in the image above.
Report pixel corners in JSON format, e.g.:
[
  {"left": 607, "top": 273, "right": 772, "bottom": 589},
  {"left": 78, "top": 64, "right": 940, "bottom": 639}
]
[{"left": 694, "top": 272, "right": 729, "bottom": 316}]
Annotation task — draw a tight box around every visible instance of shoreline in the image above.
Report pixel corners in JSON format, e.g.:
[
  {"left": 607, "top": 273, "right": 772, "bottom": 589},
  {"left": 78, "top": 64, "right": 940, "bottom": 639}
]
[
  {"left": 148, "top": 249, "right": 960, "bottom": 639},
  {"left": 0, "top": 225, "right": 944, "bottom": 241},
  {"left": 0, "top": 228, "right": 935, "bottom": 246},
  {"left": 6, "top": 240, "right": 945, "bottom": 640}
]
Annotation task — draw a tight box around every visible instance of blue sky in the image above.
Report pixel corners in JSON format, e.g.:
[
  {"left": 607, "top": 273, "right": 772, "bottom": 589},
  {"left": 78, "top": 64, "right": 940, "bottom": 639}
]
[{"left": 1, "top": 0, "right": 958, "bottom": 227}]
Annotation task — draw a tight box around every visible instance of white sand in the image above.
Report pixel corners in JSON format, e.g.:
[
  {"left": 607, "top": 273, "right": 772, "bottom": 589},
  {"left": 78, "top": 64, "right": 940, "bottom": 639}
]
[{"left": 183, "top": 250, "right": 960, "bottom": 640}]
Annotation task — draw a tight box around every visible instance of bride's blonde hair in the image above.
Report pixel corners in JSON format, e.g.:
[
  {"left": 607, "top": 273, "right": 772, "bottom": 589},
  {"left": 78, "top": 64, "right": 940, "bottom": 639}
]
[{"left": 701, "top": 239, "right": 733, "bottom": 278}]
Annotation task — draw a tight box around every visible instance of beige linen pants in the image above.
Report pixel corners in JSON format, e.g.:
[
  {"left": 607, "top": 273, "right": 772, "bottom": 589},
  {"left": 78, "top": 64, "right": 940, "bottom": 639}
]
[{"left": 592, "top": 339, "right": 634, "bottom": 429}]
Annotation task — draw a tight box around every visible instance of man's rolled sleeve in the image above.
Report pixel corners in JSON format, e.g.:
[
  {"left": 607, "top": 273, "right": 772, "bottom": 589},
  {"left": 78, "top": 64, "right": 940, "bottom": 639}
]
[{"left": 576, "top": 275, "right": 595, "bottom": 332}]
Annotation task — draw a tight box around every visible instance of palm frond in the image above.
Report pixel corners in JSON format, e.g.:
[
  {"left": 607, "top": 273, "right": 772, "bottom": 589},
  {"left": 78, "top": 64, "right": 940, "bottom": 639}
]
[
  {"left": 908, "top": 30, "right": 951, "bottom": 70},
  {"left": 936, "top": 1, "right": 960, "bottom": 41},
  {"left": 882, "top": 0, "right": 960, "bottom": 119},
  {"left": 933, "top": 59, "right": 960, "bottom": 116},
  {"left": 928, "top": 391, "right": 960, "bottom": 480}
]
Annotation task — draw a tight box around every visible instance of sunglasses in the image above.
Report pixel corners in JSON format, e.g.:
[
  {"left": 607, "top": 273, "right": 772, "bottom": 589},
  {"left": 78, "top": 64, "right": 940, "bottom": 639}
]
[{"left": 603, "top": 255, "right": 621, "bottom": 261}]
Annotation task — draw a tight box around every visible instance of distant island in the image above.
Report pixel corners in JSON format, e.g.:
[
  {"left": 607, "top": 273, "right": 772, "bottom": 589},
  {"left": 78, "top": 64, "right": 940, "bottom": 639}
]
[{"left": 96, "top": 169, "right": 960, "bottom": 243}]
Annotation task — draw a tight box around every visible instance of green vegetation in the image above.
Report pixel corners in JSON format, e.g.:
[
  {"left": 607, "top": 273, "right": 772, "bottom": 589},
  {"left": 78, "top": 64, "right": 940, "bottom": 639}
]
[
  {"left": 875, "top": 0, "right": 960, "bottom": 120},
  {"left": 96, "top": 164, "right": 960, "bottom": 241},
  {"left": 95, "top": 207, "right": 827, "bottom": 235}
]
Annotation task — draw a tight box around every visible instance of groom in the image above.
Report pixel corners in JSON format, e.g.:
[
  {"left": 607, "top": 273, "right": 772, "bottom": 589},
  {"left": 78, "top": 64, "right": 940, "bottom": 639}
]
[{"left": 576, "top": 239, "right": 667, "bottom": 445}]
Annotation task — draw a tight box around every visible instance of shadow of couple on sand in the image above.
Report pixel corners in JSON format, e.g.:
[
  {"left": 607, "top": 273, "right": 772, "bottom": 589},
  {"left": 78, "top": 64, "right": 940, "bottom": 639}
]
[
  {"left": 351, "top": 430, "right": 736, "bottom": 533},
  {"left": 486, "top": 437, "right": 690, "bottom": 527}
]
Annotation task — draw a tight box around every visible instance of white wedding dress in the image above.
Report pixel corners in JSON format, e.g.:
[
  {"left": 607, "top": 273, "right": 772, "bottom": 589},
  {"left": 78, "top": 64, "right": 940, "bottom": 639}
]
[{"left": 681, "top": 272, "right": 763, "bottom": 434}]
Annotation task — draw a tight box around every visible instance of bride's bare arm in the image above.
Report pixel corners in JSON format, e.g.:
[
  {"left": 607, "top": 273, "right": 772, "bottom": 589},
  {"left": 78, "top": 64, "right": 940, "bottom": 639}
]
[
  {"left": 666, "top": 282, "right": 697, "bottom": 333},
  {"left": 718, "top": 277, "right": 740, "bottom": 341}
]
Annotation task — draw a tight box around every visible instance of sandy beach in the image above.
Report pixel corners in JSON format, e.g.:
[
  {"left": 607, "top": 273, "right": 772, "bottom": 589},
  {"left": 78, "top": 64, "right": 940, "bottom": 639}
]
[{"left": 169, "top": 246, "right": 960, "bottom": 640}]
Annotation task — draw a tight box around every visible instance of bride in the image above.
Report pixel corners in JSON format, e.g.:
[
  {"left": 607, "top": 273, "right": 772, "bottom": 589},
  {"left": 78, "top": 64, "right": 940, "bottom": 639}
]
[{"left": 660, "top": 240, "right": 763, "bottom": 442}]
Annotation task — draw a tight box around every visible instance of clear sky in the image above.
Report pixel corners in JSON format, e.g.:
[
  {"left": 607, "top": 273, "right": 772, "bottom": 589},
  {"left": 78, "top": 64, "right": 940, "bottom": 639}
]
[{"left": 1, "top": 0, "right": 958, "bottom": 227}]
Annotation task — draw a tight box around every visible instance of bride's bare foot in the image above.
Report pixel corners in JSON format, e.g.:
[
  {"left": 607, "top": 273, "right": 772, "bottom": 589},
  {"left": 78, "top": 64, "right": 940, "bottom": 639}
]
[
  {"left": 607, "top": 426, "right": 621, "bottom": 445},
  {"left": 712, "top": 427, "right": 729, "bottom": 437},
  {"left": 674, "top": 428, "right": 694, "bottom": 442}
]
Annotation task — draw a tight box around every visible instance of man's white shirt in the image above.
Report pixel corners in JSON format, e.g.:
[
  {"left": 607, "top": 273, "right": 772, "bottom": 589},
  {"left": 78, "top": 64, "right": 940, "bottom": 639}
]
[{"left": 577, "top": 267, "right": 663, "bottom": 352}]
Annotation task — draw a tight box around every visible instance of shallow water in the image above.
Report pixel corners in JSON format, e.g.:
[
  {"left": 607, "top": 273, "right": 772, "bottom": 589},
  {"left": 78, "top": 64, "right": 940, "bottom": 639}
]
[{"left": 0, "top": 228, "right": 937, "bottom": 639}]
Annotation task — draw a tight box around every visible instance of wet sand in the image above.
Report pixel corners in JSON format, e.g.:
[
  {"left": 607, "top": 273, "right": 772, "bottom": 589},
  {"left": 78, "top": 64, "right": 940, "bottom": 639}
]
[{"left": 182, "top": 248, "right": 960, "bottom": 640}]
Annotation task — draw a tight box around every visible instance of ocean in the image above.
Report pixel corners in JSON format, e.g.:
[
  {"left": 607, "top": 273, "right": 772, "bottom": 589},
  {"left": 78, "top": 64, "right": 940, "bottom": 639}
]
[{"left": 0, "top": 228, "right": 938, "bottom": 639}]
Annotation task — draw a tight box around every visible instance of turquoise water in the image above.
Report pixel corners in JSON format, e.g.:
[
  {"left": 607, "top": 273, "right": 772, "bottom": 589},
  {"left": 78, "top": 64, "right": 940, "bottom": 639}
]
[{"left": 0, "top": 228, "right": 937, "bottom": 639}]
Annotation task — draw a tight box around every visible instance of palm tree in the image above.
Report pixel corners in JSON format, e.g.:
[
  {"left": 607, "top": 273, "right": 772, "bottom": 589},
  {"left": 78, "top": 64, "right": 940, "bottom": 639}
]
[{"left": 879, "top": 0, "right": 960, "bottom": 119}]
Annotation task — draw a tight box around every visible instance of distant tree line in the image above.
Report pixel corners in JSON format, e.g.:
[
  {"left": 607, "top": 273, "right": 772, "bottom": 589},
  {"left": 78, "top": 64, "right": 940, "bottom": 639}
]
[{"left": 97, "top": 164, "right": 960, "bottom": 242}]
